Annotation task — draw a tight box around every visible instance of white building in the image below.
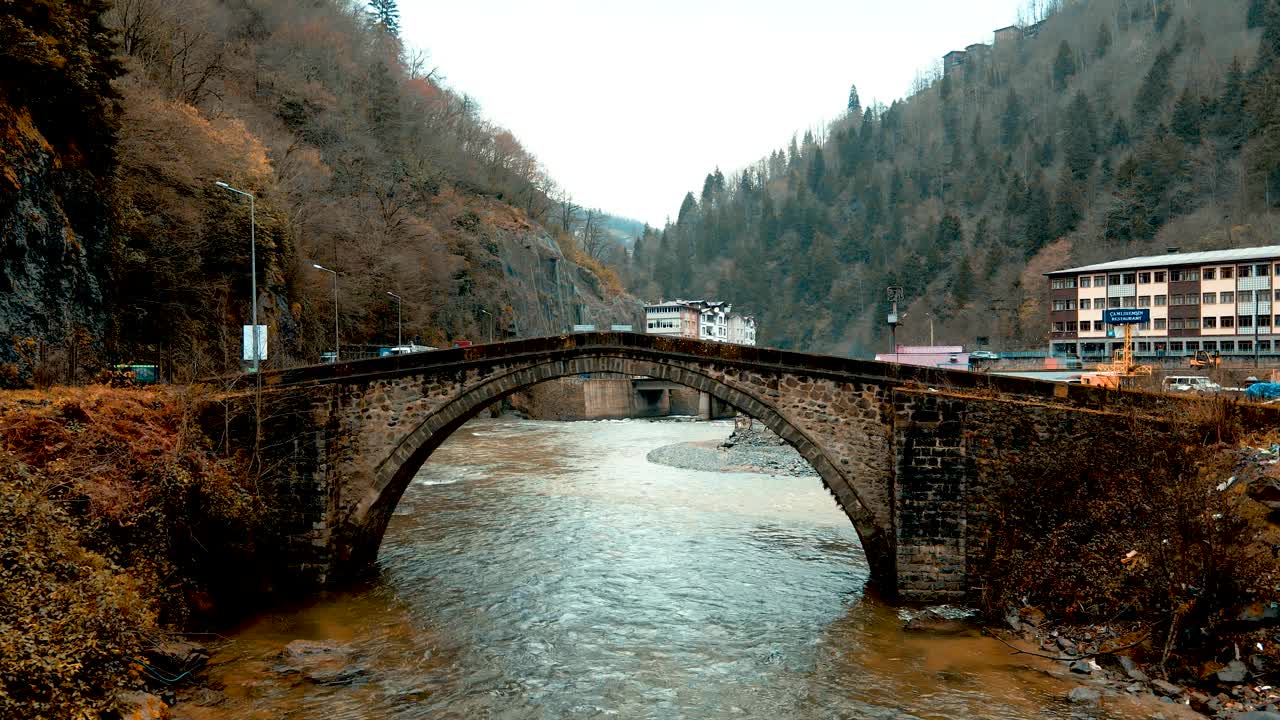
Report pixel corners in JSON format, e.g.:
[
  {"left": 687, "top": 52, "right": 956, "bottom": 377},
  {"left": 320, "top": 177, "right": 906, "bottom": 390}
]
[
  {"left": 727, "top": 313, "right": 757, "bottom": 346},
  {"left": 649, "top": 299, "right": 757, "bottom": 345}
]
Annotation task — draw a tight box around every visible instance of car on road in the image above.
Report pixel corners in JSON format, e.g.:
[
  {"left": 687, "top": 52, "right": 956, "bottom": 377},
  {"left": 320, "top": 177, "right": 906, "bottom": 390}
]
[{"left": 969, "top": 350, "right": 999, "bottom": 361}]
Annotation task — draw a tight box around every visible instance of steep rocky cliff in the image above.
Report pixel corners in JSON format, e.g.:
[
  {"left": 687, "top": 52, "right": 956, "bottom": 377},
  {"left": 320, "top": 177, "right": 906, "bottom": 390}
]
[{"left": 0, "top": 100, "right": 111, "bottom": 369}]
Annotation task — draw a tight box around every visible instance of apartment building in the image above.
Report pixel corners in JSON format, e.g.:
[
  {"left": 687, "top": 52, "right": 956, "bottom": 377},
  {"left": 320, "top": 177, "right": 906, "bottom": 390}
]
[
  {"left": 1046, "top": 245, "right": 1280, "bottom": 358},
  {"left": 644, "top": 299, "right": 757, "bottom": 346},
  {"left": 643, "top": 301, "right": 700, "bottom": 338}
]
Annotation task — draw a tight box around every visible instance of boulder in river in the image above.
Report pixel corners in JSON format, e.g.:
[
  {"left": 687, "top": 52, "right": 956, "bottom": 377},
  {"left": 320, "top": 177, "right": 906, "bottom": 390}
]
[
  {"left": 279, "top": 640, "right": 367, "bottom": 685},
  {"left": 116, "top": 691, "right": 169, "bottom": 720},
  {"left": 1067, "top": 686, "right": 1102, "bottom": 705},
  {"left": 146, "top": 639, "right": 209, "bottom": 676},
  {"left": 1218, "top": 659, "right": 1250, "bottom": 684}
]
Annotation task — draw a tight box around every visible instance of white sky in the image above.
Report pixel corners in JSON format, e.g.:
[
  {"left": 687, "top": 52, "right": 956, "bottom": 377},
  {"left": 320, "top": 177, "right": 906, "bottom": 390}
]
[{"left": 399, "top": 0, "right": 1025, "bottom": 226}]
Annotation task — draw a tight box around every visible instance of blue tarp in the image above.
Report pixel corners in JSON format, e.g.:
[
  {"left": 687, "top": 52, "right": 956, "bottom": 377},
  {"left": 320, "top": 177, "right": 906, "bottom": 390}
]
[{"left": 1245, "top": 383, "right": 1280, "bottom": 400}]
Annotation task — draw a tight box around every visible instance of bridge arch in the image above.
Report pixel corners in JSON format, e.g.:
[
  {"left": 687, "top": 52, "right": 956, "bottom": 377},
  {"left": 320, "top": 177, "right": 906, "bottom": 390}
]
[{"left": 334, "top": 352, "right": 894, "bottom": 587}]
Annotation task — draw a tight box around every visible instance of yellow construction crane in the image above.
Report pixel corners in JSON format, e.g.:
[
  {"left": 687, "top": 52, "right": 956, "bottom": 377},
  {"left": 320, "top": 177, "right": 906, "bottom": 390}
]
[{"left": 1081, "top": 311, "right": 1154, "bottom": 390}]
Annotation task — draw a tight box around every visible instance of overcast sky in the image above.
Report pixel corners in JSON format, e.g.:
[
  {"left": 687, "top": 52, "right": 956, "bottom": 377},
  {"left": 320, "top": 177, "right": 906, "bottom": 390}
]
[{"left": 400, "top": 0, "right": 1025, "bottom": 226}]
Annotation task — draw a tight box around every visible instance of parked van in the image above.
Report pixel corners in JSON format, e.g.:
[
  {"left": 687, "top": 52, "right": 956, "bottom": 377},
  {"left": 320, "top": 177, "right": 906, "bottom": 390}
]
[{"left": 1162, "top": 375, "right": 1221, "bottom": 393}]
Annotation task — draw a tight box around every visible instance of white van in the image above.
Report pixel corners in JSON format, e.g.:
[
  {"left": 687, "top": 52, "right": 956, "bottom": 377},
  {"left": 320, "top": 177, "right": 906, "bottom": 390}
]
[{"left": 1162, "top": 376, "right": 1221, "bottom": 393}]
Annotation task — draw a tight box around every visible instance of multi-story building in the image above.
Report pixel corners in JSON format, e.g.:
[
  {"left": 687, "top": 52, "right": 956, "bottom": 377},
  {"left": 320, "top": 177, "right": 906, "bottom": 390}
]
[
  {"left": 1045, "top": 245, "right": 1280, "bottom": 358},
  {"left": 643, "top": 301, "right": 700, "bottom": 338},
  {"left": 727, "top": 313, "right": 757, "bottom": 346},
  {"left": 645, "top": 299, "right": 757, "bottom": 345}
]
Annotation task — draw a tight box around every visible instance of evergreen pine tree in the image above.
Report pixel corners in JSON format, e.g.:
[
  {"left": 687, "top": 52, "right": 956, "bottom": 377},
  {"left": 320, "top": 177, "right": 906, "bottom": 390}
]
[
  {"left": 1000, "top": 89, "right": 1023, "bottom": 146},
  {"left": 1053, "top": 40, "right": 1077, "bottom": 91},
  {"left": 1096, "top": 21, "right": 1113, "bottom": 58},
  {"left": 1063, "top": 92, "right": 1098, "bottom": 179},
  {"left": 847, "top": 83, "right": 861, "bottom": 115},
  {"left": 1170, "top": 87, "right": 1203, "bottom": 143},
  {"left": 368, "top": 0, "right": 400, "bottom": 35}
]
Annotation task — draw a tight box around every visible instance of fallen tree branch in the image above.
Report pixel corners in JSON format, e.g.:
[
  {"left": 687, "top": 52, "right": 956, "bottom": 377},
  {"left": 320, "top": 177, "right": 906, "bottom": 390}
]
[{"left": 988, "top": 628, "right": 1152, "bottom": 662}]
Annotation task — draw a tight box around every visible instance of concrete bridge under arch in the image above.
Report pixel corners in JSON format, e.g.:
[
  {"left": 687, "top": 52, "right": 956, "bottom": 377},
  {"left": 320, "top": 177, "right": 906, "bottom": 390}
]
[{"left": 222, "top": 332, "right": 1269, "bottom": 603}]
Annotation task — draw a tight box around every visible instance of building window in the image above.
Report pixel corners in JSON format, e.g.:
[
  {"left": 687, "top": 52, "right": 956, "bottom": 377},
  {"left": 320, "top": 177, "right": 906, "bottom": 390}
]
[
  {"left": 1241, "top": 341, "right": 1254, "bottom": 352},
  {"left": 1203, "top": 292, "right": 1216, "bottom": 304},
  {"left": 1093, "top": 275, "right": 1105, "bottom": 286},
  {"left": 1240, "top": 265, "right": 1254, "bottom": 277},
  {"left": 1107, "top": 297, "right": 1120, "bottom": 308},
  {"left": 1094, "top": 321, "right": 1105, "bottom": 331},
  {"left": 1187, "top": 318, "right": 1201, "bottom": 329},
  {"left": 1053, "top": 300, "right": 1075, "bottom": 311},
  {"left": 1138, "top": 272, "right": 1151, "bottom": 284},
  {"left": 1169, "top": 318, "right": 1185, "bottom": 330},
  {"left": 1066, "top": 321, "right": 1077, "bottom": 332},
  {"left": 1155, "top": 295, "right": 1167, "bottom": 306},
  {"left": 1122, "top": 272, "right": 1137, "bottom": 284},
  {"left": 1170, "top": 269, "right": 1199, "bottom": 282},
  {"left": 1275, "top": 290, "right": 1280, "bottom": 301},
  {"left": 1137, "top": 296, "right": 1150, "bottom": 307},
  {"left": 1137, "top": 342, "right": 1151, "bottom": 352},
  {"left": 1204, "top": 341, "right": 1217, "bottom": 350},
  {"left": 1080, "top": 298, "right": 1092, "bottom": 310},
  {"left": 1123, "top": 296, "right": 1137, "bottom": 308},
  {"left": 1222, "top": 266, "right": 1234, "bottom": 279},
  {"left": 1051, "top": 278, "right": 1077, "bottom": 290},
  {"left": 1186, "top": 342, "right": 1200, "bottom": 350},
  {"left": 1204, "top": 317, "right": 1217, "bottom": 329},
  {"left": 1260, "top": 315, "right": 1272, "bottom": 328},
  {"left": 1259, "top": 264, "right": 1271, "bottom": 276},
  {"left": 1186, "top": 293, "right": 1199, "bottom": 305},
  {"left": 1222, "top": 341, "right": 1235, "bottom": 351},
  {"left": 1053, "top": 322, "right": 1065, "bottom": 332},
  {"left": 1171, "top": 294, "right": 1184, "bottom": 305},
  {"left": 1170, "top": 342, "right": 1184, "bottom": 352},
  {"left": 1154, "top": 318, "right": 1167, "bottom": 330},
  {"left": 1154, "top": 271, "right": 1167, "bottom": 282},
  {"left": 1203, "top": 268, "right": 1216, "bottom": 280},
  {"left": 1138, "top": 321, "right": 1152, "bottom": 331},
  {"left": 1155, "top": 342, "right": 1167, "bottom": 352},
  {"left": 1222, "top": 316, "right": 1235, "bottom": 328},
  {"left": 1080, "top": 276, "right": 1092, "bottom": 288},
  {"left": 1109, "top": 274, "right": 1122, "bottom": 285},
  {"left": 1240, "top": 315, "right": 1254, "bottom": 328},
  {"left": 1221, "top": 291, "right": 1235, "bottom": 304}
]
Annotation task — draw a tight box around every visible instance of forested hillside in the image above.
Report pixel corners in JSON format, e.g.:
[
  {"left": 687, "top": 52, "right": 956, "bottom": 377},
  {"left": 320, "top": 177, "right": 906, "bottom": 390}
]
[
  {"left": 0, "top": 0, "right": 632, "bottom": 382},
  {"left": 628, "top": 0, "right": 1280, "bottom": 355}
]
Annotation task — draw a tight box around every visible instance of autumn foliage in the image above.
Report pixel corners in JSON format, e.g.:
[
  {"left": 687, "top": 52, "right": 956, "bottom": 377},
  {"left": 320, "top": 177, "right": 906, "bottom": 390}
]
[{"left": 0, "top": 387, "right": 263, "bottom": 716}]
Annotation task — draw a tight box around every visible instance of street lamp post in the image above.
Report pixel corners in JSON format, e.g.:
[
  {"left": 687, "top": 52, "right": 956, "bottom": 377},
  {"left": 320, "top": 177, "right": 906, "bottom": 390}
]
[
  {"left": 479, "top": 308, "right": 492, "bottom": 343},
  {"left": 215, "top": 181, "right": 258, "bottom": 373},
  {"left": 313, "top": 264, "right": 339, "bottom": 362},
  {"left": 387, "top": 291, "right": 402, "bottom": 347}
]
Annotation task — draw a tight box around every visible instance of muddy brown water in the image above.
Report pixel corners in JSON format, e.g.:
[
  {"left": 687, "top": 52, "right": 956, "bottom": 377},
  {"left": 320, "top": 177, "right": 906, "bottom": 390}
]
[{"left": 187, "top": 418, "right": 1167, "bottom": 719}]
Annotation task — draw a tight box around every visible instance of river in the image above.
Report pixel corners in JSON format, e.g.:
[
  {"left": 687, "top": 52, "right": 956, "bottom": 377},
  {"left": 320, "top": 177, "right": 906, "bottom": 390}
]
[{"left": 189, "top": 418, "right": 1146, "bottom": 719}]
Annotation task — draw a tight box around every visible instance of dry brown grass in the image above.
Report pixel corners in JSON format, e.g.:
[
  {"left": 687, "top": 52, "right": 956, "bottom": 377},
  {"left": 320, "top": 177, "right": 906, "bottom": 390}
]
[{"left": 0, "top": 385, "right": 264, "bottom": 715}]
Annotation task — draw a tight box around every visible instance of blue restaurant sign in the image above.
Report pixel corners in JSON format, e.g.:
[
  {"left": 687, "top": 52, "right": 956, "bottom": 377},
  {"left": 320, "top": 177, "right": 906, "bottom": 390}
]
[{"left": 1103, "top": 308, "right": 1150, "bottom": 325}]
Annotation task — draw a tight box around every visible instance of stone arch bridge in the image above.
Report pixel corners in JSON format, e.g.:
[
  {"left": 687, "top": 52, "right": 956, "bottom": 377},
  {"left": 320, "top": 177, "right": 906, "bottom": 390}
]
[{"left": 219, "top": 332, "right": 1266, "bottom": 603}]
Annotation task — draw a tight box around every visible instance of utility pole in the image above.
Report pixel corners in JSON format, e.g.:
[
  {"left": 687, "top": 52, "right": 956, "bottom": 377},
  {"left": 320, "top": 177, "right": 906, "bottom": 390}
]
[
  {"left": 215, "top": 181, "right": 258, "bottom": 374},
  {"left": 387, "top": 291, "right": 402, "bottom": 347},
  {"left": 887, "top": 286, "right": 904, "bottom": 362},
  {"left": 313, "top": 264, "right": 339, "bottom": 361}
]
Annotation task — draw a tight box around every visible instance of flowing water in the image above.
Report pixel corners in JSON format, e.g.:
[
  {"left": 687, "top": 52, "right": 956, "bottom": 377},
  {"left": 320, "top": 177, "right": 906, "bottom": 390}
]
[{"left": 192, "top": 418, "right": 1143, "bottom": 720}]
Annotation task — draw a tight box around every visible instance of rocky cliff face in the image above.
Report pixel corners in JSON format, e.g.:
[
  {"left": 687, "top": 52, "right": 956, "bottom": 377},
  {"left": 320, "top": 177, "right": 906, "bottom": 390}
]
[
  {"left": 495, "top": 228, "right": 640, "bottom": 336},
  {"left": 0, "top": 100, "right": 111, "bottom": 369}
]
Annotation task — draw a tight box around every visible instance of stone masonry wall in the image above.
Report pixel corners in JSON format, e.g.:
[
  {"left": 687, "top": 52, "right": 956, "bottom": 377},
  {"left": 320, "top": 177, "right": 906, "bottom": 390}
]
[{"left": 892, "top": 390, "right": 973, "bottom": 602}]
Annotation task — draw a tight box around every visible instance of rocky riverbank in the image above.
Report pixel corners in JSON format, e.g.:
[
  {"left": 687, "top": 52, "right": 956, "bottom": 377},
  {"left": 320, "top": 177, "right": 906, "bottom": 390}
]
[{"left": 645, "top": 417, "right": 815, "bottom": 477}]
